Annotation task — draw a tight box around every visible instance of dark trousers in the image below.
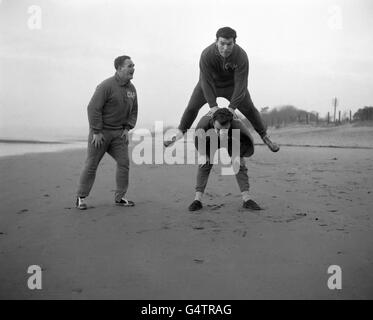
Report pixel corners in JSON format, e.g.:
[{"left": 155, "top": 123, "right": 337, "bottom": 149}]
[
  {"left": 196, "top": 159, "right": 249, "bottom": 193},
  {"left": 194, "top": 116, "right": 253, "bottom": 193},
  {"left": 178, "top": 82, "right": 267, "bottom": 137}
]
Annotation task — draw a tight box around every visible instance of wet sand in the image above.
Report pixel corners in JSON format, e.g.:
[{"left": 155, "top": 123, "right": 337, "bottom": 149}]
[{"left": 0, "top": 145, "right": 372, "bottom": 299}]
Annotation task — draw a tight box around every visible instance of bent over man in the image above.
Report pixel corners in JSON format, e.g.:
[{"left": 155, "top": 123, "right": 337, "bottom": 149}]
[
  {"left": 76, "top": 55, "right": 138, "bottom": 210},
  {"left": 188, "top": 108, "right": 262, "bottom": 212}
]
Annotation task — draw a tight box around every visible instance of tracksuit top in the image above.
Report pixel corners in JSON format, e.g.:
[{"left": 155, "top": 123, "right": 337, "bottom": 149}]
[
  {"left": 87, "top": 73, "right": 138, "bottom": 134},
  {"left": 199, "top": 43, "right": 249, "bottom": 110}
]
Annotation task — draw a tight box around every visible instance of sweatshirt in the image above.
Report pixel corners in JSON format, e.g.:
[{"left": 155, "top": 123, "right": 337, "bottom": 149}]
[
  {"left": 195, "top": 116, "right": 254, "bottom": 158},
  {"left": 87, "top": 73, "right": 138, "bottom": 134},
  {"left": 199, "top": 43, "right": 249, "bottom": 110}
]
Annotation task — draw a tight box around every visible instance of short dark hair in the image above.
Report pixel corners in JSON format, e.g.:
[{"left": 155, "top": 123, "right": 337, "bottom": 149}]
[
  {"left": 213, "top": 108, "right": 234, "bottom": 126},
  {"left": 114, "top": 55, "right": 131, "bottom": 70},
  {"left": 216, "top": 27, "right": 237, "bottom": 41}
]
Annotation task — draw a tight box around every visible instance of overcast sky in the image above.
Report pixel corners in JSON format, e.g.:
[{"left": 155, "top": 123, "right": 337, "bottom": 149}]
[{"left": 1, "top": 0, "right": 372, "bottom": 138}]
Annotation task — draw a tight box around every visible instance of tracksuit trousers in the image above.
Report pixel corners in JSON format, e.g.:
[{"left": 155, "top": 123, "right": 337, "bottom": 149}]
[{"left": 77, "top": 129, "right": 129, "bottom": 202}]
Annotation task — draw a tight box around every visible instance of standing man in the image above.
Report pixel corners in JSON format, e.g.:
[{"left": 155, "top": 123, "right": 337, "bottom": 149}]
[
  {"left": 189, "top": 108, "right": 262, "bottom": 211},
  {"left": 76, "top": 55, "right": 138, "bottom": 210},
  {"left": 165, "top": 26, "right": 279, "bottom": 152}
]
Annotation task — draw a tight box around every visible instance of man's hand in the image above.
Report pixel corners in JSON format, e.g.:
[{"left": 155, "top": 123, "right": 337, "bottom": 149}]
[
  {"left": 164, "top": 130, "right": 184, "bottom": 148},
  {"left": 91, "top": 132, "right": 105, "bottom": 148},
  {"left": 206, "top": 106, "right": 219, "bottom": 117},
  {"left": 121, "top": 129, "right": 129, "bottom": 143},
  {"left": 228, "top": 107, "right": 239, "bottom": 119}
]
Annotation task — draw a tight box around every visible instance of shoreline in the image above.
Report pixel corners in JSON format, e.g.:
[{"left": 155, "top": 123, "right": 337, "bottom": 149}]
[
  {"left": 0, "top": 139, "right": 67, "bottom": 144},
  {"left": 1, "top": 123, "right": 372, "bottom": 158},
  {"left": 0, "top": 141, "right": 87, "bottom": 158},
  {"left": 1, "top": 141, "right": 372, "bottom": 160}
]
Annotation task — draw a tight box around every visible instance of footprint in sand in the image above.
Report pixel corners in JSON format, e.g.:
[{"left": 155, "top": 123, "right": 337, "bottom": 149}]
[
  {"left": 296, "top": 213, "right": 307, "bottom": 217},
  {"left": 286, "top": 214, "right": 307, "bottom": 222},
  {"left": 136, "top": 229, "right": 151, "bottom": 234},
  {"left": 207, "top": 204, "right": 225, "bottom": 211},
  {"left": 161, "top": 223, "right": 171, "bottom": 230},
  {"left": 193, "top": 259, "right": 204, "bottom": 264},
  {"left": 17, "top": 209, "right": 29, "bottom": 214},
  {"left": 72, "top": 288, "right": 83, "bottom": 294},
  {"left": 233, "top": 229, "right": 247, "bottom": 237}
]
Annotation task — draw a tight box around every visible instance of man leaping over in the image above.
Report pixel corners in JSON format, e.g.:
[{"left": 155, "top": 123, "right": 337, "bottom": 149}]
[{"left": 164, "top": 26, "right": 279, "bottom": 152}]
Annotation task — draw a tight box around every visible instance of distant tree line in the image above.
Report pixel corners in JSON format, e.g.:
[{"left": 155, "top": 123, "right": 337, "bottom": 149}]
[
  {"left": 246, "top": 105, "right": 319, "bottom": 128},
  {"left": 353, "top": 106, "right": 373, "bottom": 121},
  {"left": 238, "top": 105, "right": 373, "bottom": 129}
]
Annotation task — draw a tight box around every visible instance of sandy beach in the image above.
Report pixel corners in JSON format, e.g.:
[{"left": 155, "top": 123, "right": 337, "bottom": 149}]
[{"left": 0, "top": 127, "right": 373, "bottom": 299}]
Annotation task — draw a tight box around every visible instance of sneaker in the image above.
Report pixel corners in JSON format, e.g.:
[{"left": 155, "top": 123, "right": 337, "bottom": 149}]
[
  {"left": 188, "top": 200, "right": 203, "bottom": 211},
  {"left": 262, "top": 135, "right": 280, "bottom": 152},
  {"left": 115, "top": 198, "right": 135, "bottom": 207},
  {"left": 163, "top": 136, "right": 176, "bottom": 148},
  {"left": 243, "top": 199, "right": 262, "bottom": 210},
  {"left": 76, "top": 197, "right": 87, "bottom": 210}
]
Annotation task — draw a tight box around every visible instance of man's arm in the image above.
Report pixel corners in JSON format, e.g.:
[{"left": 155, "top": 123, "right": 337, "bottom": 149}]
[
  {"left": 199, "top": 53, "right": 218, "bottom": 108},
  {"left": 231, "top": 119, "right": 253, "bottom": 141},
  {"left": 87, "top": 84, "right": 107, "bottom": 133},
  {"left": 228, "top": 53, "right": 249, "bottom": 110},
  {"left": 124, "top": 94, "right": 138, "bottom": 131}
]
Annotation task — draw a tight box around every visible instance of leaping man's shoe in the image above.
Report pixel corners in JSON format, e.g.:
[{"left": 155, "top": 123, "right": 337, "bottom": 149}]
[
  {"left": 164, "top": 136, "right": 176, "bottom": 148},
  {"left": 262, "top": 134, "right": 280, "bottom": 152}
]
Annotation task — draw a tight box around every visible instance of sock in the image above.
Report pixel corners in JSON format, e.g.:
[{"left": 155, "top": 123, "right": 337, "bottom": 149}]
[
  {"left": 241, "top": 191, "right": 250, "bottom": 202},
  {"left": 195, "top": 192, "right": 203, "bottom": 202}
]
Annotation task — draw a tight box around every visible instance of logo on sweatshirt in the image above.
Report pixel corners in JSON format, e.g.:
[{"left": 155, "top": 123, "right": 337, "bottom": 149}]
[
  {"left": 127, "top": 91, "right": 136, "bottom": 99},
  {"left": 224, "top": 62, "right": 238, "bottom": 71}
]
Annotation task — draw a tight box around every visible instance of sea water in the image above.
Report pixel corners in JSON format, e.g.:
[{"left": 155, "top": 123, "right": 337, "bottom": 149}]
[{"left": 0, "top": 141, "right": 86, "bottom": 158}]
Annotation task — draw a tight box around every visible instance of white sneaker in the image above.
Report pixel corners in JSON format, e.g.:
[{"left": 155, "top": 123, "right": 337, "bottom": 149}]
[{"left": 76, "top": 197, "right": 87, "bottom": 210}]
